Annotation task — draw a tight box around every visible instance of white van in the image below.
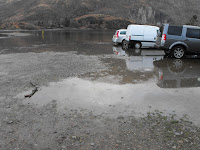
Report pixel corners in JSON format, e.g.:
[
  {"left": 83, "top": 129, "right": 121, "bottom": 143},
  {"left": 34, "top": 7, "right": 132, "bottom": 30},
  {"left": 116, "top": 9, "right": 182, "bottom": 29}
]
[{"left": 122, "top": 25, "right": 159, "bottom": 49}]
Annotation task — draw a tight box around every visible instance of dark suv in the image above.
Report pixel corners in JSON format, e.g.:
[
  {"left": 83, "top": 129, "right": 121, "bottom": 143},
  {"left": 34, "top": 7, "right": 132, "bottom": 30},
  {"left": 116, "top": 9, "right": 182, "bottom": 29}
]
[{"left": 156, "top": 24, "right": 200, "bottom": 58}]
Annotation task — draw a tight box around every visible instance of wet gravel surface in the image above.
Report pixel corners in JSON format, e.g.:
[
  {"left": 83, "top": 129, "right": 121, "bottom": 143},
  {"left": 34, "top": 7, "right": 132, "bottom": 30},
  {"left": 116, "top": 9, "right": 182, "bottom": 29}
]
[
  {"left": 0, "top": 30, "right": 200, "bottom": 150},
  {"left": 0, "top": 51, "right": 106, "bottom": 98}
]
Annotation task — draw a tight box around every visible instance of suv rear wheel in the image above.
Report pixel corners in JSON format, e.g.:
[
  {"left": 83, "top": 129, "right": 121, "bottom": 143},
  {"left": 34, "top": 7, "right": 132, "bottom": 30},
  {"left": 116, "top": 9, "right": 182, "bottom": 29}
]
[{"left": 171, "top": 46, "right": 185, "bottom": 59}]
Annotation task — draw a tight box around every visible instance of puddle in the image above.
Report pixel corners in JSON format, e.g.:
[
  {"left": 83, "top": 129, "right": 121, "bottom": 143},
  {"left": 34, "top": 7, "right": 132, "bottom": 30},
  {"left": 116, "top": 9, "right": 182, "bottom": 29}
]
[{"left": 18, "top": 77, "right": 200, "bottom": 126}]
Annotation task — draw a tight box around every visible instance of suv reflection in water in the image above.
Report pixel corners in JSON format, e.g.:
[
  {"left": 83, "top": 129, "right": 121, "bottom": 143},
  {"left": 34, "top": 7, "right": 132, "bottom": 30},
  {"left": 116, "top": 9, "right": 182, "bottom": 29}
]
[{"left": 154, "top": 58, "right": 200, "bottom": 88}]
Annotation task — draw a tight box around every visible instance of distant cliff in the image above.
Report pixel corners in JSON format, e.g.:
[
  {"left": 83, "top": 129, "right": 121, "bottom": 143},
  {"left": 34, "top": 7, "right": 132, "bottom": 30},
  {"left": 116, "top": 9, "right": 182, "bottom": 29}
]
[{"left": 0, "top": 0, "right": 199, "bottom": 30}]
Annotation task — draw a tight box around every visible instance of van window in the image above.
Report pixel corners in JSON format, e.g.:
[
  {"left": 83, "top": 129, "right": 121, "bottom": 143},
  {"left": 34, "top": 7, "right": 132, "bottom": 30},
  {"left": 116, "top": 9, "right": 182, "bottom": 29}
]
[
  {"left": 186, "top": 28, "right": 200, "bottom": 39},
  {"left": 120, "top": 31, "right": 126, "bottom": 35},
  {"left": 168, "top": 25, "right": 183, "bottom": 36}
]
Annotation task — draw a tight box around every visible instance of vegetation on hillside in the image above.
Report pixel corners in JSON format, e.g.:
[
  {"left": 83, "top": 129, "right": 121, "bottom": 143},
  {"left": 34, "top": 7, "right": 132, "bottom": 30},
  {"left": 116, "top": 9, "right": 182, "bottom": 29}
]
[{"left": 74, "top": 14, "right": 136, "bottom": 29}]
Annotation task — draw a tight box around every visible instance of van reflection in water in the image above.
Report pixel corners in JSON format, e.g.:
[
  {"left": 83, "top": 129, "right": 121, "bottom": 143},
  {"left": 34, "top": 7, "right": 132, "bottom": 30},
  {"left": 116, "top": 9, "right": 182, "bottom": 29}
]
[
  {"left": 153, "top": 58, "right": 200, "bottom": 88},
  {"left": 112, "top": 46, "right": 163, "bottom": 72}
]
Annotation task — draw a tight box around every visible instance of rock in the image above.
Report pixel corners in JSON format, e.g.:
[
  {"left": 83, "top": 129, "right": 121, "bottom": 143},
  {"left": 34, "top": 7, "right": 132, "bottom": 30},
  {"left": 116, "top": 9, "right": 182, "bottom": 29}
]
[
  {"left": 61, "top": 145, "right": 66, "bottom": 149},
  {"left": 174, "top": 132, "right": 181, "bottom": 136},
  {"left": 116, "top": 140, "right": 122, "bottom": 144},
  {"left": 7, "top": 121, "right": 14, "bottom": 124},
  {"left": 172, "top": 146, "right": 176, "bottom": 149},
  {"left": 72, "top": 136, "right": 76, "bottom": 139},
  {"left": 90, "top": 143, "right": 95, "bottom": 146},
  {"left": 117, "top": 116, "right": 124, "bottom": 120},
  {"left": 178, "top": 140, "right": 183, "bottom": 144}
]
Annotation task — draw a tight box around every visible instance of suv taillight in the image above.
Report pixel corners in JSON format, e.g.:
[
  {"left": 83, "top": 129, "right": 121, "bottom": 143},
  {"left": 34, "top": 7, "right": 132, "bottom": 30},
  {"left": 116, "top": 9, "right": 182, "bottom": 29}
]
[
  {"left": 116, "top": 31, "right": 119, "bottom": 38},
  {"left": 129, "top": 36, "right": 131, "bottom": 41},
  {"left": 162, "top": 34, "right": 166, "bottom": 41}
]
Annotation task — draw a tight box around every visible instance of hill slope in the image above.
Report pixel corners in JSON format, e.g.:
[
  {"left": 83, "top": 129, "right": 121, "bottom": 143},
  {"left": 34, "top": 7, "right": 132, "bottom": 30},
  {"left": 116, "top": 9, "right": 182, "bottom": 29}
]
[{"left": 0, "top": 0, "right": 199, "bottom": 29}]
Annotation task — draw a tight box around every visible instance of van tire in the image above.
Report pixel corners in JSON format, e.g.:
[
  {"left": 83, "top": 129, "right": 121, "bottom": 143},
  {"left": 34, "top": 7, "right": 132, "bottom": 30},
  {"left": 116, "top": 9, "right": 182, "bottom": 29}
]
[
  {"left": 171, "top": 46, "right": 185, "bottom": 59},
  {"left": 134, "top": 42, "right": 141, "bottom": 49},
  {"left": 122, "top": 40, "right": 129, "bottom": 50}
]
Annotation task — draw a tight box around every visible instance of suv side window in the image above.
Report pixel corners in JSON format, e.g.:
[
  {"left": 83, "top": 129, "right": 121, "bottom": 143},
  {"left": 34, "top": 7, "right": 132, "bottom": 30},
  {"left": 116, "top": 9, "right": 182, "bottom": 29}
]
[
  {"left": 186, "top": 28, "right": 200, "bottom": 39},
  {"left": 120, "top": 31, "right": 126, "bottom": 35},
  {"left": 168, "top": 25, "right": 183, "bottom": 36}
]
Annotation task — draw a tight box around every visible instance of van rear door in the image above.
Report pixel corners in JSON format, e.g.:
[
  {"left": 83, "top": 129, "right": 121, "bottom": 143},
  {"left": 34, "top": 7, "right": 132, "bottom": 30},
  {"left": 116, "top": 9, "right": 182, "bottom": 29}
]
[
  {"left": 143, "top": 27, "right": 158, "bottom": 47},
  {"left": 144, "top": 27, "right": 157, "bottom": 42}
]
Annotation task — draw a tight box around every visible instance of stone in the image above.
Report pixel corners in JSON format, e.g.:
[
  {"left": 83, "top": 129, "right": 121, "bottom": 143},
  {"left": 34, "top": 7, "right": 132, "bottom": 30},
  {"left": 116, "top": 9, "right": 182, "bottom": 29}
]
[
  {"left": 117, "top": 116, "right": 124, "bottom": 120},
  {"left": 90, "top": 143, "right": 95, "bottom": 146},
  {"left": 178, "top": 140, "right": 183, "bottom": 144},
  {"left": 72, "top": 136, "right": 76, "bottom": 139},
  {"left": 174, "top": 132, "right": 181, "bottom": 136},
  {"left": 172, "top": 146, "right": 176, "bottom": 149},
  {"left": 116, "top": 140, "right": 122, "bottom": 144},
  {"left": 7, "top": 121, "right": 14, "bottom": 124},
  {"left": 61, "top": 145, "right": 66, "bottom": 149}
]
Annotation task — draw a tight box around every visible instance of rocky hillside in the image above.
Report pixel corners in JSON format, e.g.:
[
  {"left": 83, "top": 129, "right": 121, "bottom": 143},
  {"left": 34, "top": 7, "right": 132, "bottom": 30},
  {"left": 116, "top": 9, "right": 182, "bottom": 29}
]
[
  {"left": 0, "top": 0, "right": 199, "bottom": 29},
  {"left": 74, "top": 14, "right": 136, "bottom": 29}
]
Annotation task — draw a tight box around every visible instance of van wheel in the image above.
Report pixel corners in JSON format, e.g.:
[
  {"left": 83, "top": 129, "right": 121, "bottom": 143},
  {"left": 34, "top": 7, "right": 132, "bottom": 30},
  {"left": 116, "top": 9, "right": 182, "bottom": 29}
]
[
  {"left": 134, "top": 42, "right": 141, "bottom": 49},
  {"left": 122, "top": 40, "right": 128, "bottom": 50},
  {"left": 171, "top": 46, "right": 185, "bottom": 59}
]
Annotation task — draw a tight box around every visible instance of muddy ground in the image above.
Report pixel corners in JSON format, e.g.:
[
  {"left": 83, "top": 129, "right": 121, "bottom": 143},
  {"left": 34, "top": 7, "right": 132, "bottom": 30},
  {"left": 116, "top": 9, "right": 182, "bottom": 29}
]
[{"left": 0, "top": 31, "right": 200, "bottom": 150}]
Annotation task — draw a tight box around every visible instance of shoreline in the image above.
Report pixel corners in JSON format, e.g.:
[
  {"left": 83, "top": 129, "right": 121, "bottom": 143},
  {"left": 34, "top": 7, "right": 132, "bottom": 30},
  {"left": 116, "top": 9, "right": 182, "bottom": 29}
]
[{"left": 0, "top": 27, "right": 115, "bottom": 32}]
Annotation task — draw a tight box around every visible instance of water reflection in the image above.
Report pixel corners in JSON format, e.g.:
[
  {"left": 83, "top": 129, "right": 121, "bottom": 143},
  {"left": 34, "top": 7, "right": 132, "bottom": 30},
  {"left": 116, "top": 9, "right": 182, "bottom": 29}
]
[
  {"left": 112, "top": 46, "right": 164, "bottom": 72},
  {"left": 0, "top": 30, "right": 114, "bottom": 53},
  {"left": 112, "top": 46, "right": 126, "bottom": 56},
  {"left": 112, "top": 46, "right": 200, "bottom": 89},
  {"left": 154, "top": 58, "right": 200, "bottom": 88}
]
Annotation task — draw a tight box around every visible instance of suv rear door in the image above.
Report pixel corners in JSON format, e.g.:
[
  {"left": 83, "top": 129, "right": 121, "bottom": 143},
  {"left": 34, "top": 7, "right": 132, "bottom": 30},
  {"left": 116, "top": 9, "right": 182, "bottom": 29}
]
[
  {"left": 166, "top": 25, "right": 183, "bottom": 47},
  {"left": 185, "top": 28, "right": 200, "bottom": 52}
]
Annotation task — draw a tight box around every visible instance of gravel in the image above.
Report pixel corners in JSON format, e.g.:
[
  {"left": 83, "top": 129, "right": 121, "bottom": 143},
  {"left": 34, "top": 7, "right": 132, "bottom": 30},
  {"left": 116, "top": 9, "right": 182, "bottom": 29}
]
[
  {"left": 0, "top": 51, "right": 107, "bottom": 97},
  {"left": 0, "top": 51, "right": 200, "bottom": 150}
]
